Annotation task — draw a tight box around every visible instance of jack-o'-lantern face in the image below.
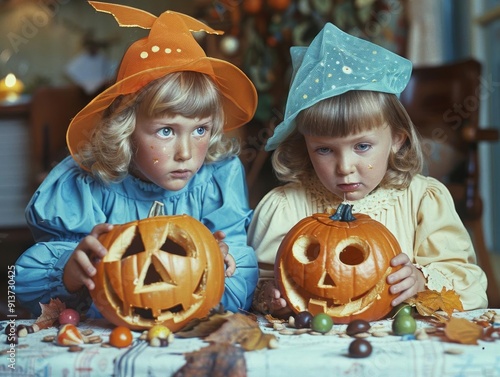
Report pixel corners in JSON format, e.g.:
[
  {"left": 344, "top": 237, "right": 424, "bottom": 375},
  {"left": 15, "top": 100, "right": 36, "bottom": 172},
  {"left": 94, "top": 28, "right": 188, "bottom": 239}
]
[
  {"left": 91, "top": 215, "right": 224, "bottom": 331},
  {"left": 275, "top": 204, "right": 402, "bottom": 323}
]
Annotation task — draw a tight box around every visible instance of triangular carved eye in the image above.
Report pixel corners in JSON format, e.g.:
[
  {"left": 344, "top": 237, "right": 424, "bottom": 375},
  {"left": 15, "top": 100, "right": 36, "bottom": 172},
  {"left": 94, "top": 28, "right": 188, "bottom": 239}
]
[
  {"left": 119, "top": 227, "right": 144, "bottom": 260},
  {"left": 159, "top": 236, "right": 188, "bottom": 256}
]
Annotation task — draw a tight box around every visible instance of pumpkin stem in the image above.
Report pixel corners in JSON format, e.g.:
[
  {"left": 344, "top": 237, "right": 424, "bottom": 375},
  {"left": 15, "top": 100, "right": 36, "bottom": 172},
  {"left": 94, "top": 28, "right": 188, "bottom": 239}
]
[
  {"left": 148, "top": 201, "right": 165, "bottom": 217},
  {"left": 330, "top": 203, "right": 356, "bottom": 222}
]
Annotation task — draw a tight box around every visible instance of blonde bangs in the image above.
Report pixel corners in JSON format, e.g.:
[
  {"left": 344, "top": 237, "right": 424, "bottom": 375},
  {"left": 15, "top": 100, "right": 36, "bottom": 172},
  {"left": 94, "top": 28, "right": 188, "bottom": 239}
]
[
  {"left": 139, "top": 71, "right": 224, "bottom": 133},
  {"left": 297, "top": 91, "right": 387, "bottom": 137}
]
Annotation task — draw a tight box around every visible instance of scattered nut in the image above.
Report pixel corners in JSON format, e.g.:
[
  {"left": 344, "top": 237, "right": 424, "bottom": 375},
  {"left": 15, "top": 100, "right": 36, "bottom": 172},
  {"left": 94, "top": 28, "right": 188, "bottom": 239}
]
[
  {"left": 81, "top": 329, "right": 94, "bottom": 336},
  {"left": 371, "top": 331, "right": 389, "bottom": 337},
  {"left": 445, "top": 348, "right": 464, "bottom": 355},
  {"left": 273, "top": 323, "right": 286, "bottom": 331},
  {"left": 42, "top": 335, "right": 56, "bottom": 343},
  {"left": 416, "top": 329, "right": 429, "bottom": 340},
  {"left": 354, "top": 332, "right": 370, "bottom": 338},
  {"left": 294, "top": 328, "right": 310, "bottom": 335},
  {"left": 268, "top": 338, "right": 279, "bottom": 349},
  {"left": 87, "top": 335, "right": 102, "bottom": 344}
]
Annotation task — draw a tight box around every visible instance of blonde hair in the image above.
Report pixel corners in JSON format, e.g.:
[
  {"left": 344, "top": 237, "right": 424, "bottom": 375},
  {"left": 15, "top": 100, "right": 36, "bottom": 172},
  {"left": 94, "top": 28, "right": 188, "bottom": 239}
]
[
  {"left": 272, "top": 91, "right": 424, "bottom": 189},
  {"left": 78, "top": 71, "right": 239, "bottom": 183}
]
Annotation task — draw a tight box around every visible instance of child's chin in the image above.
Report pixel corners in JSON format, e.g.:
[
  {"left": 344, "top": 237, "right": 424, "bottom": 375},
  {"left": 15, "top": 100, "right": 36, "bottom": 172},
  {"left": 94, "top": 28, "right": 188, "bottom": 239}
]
[{"left": 161, "top": 179, "right": 190, "bottom": 192}]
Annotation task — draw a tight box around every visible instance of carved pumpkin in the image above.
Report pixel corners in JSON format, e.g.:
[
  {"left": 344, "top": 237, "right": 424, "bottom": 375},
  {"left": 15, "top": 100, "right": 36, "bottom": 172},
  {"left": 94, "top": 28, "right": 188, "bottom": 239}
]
[
  {"left": 90, "top": 214, "right": 224, "bottom": 331},
  {"left": 275, "top": 204, "right": 402, "bottom": 323}
]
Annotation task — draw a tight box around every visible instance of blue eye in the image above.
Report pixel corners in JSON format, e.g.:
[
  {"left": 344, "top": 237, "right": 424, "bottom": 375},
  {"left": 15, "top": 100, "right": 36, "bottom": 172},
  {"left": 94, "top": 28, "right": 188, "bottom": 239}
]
[
  {"left": 316, "top": 147, "right": 331, "bottom": 155},
  {"left": 356, "top": 143, "right": 371, "bottom": 152},
  {"left": 194, "top": 127, "right": 207, "bottom": 136},
  {"left": 158, "top": 128, "right": 172, "bottom": 137}
]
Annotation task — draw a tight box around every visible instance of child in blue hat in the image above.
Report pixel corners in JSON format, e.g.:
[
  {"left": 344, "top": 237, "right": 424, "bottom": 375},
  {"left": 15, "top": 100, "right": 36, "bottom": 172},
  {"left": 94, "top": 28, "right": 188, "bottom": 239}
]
[{"left": 249, "top": 23, "right": 487, "bottom": 316}]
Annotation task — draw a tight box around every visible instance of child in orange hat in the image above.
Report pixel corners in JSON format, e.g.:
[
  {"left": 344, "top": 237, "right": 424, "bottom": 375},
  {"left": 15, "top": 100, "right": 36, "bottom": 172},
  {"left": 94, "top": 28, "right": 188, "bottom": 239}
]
[{"left": 15, "top": 2, "right": 258, "bottom": 317}]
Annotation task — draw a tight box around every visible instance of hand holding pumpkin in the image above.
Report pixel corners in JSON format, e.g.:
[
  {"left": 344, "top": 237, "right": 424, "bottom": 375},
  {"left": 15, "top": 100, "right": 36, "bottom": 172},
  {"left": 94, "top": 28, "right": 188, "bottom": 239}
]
[
  {"left": 213, "top": 230, "right": 236, "bottom": 277},
  {"left": 387, "top": 253, "right": 426, "bottom": 306},
  {"left": 262, "top": 280, "right": 289, "bottom": 315},
  {"left": 63, "top": 223, "right": 113, "bottom": 293}
]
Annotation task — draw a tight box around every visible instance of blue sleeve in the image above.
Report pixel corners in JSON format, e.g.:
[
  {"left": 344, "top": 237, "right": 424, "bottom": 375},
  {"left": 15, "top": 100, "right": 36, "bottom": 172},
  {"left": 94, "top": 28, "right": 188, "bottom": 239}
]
[
  {"left": 25, "top": 157, "right": 107, "bottom": 243},
  {"left": 202, "top": 158, "right": 258, "bottom": 312},
  {"left": 15, "top": 242, "right": 92, "bottom": 316},
  {"left": 16, "top": 157, "right": 102, "bottom": 315}
]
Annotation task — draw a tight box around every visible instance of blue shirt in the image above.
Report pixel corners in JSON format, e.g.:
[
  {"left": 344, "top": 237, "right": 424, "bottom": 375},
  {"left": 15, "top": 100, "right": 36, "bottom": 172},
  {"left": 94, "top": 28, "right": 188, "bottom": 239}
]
[{"left": 15, "top": 155, "right": 258, "bottom": 316}]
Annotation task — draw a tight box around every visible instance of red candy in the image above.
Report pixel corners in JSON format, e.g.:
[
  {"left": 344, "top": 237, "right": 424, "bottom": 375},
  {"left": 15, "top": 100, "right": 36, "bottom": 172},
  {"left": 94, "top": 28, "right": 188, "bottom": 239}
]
[{"left": 59, "top": 308, "right": 80, "bottom": 326}]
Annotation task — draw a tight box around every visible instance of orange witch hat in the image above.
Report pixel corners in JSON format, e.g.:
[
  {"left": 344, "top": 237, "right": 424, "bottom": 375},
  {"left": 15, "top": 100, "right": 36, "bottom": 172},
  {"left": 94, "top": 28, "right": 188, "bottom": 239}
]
[{"left": 67, "top": 1, "right": 257, "bottom": 162}]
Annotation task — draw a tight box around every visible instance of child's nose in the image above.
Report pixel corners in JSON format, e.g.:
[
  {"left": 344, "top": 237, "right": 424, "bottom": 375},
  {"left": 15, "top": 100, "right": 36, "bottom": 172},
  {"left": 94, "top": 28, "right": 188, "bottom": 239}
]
[
  {"left": 336, "top": 156, "right": 355, "bottom": 175},
  {"left": 174, "top": 139, "right": 192, "bottom": 161}
]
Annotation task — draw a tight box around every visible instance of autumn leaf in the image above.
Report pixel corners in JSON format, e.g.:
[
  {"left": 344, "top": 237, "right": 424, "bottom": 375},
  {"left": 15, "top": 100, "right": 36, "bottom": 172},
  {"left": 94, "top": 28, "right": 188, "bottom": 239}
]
[
  {"left": 405, "top": 288, "right": 463, "bottom": 321},
  {"left": 173, "top": 343, "right": 247, "bottom": 377},
  {"left": 176, "top": 311, "right": 233, "bottom": 338},
  {"left": 444, "top": 317, "right": 483, "bottom": 345},
  {"left": 35, "top": 298, "right": 66, "bottom": 330},
  {"left": 205, "top": 313, "right": 278, "bottom": 351}
]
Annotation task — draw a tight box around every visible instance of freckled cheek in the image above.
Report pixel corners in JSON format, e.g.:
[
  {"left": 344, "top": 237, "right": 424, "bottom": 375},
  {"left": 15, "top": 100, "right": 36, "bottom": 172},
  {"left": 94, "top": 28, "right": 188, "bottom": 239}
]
[{"left": 149, "top": 146, "right": 173, "bottom": 164}]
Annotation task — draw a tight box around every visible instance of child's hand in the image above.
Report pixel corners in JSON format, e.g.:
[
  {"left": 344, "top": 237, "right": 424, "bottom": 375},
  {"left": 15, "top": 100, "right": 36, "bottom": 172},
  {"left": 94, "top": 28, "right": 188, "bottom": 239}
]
[
  {"left": 387, "top": 253, "right": 426, "bottom": 306},
  {"left": 213, "top": 230, "right": 236, "bottom": 277},
  {"left": 254, "top": 280, "right": 290, "bottom": 317},
  {"left": 63, "top": 223, "right": 113, "bottom": 293}
]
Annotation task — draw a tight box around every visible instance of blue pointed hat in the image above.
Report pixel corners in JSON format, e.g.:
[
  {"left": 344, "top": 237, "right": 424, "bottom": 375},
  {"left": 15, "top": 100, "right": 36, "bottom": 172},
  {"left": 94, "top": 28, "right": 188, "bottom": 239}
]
[{"left": 265, "top": 23, "right": 412, "bottom": 151}]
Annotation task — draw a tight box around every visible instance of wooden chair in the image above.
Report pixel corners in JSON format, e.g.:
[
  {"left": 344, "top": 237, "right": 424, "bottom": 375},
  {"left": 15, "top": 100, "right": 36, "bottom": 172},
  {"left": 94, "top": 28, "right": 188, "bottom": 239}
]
[
  {"left": 399, "top": 58, "right": 500, "bottom": 307},
  {"left": 30, "top": 85, "right": 90, "bottom": 187}
]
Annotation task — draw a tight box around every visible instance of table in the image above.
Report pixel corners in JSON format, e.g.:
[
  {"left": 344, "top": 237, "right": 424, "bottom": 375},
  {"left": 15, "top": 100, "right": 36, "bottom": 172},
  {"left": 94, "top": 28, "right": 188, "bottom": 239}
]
[{"left": 1, "top": 309, "right": 499, "bottom": 377}]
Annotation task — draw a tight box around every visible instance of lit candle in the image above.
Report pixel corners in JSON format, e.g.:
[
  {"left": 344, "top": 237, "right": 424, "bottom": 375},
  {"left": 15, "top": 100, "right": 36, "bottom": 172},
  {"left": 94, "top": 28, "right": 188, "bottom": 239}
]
[{"left": 0, "top": 73, "right": 25, "bottom": 102}]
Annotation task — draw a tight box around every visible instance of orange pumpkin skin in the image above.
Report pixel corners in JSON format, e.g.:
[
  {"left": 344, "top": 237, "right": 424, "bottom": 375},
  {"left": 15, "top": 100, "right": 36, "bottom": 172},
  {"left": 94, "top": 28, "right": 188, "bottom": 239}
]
[
  {"left": 90, "top": 215, "right": 224, "bottom": 332},
  {"left": 275, "top": 205, "right": 402, "bottom": 324}
]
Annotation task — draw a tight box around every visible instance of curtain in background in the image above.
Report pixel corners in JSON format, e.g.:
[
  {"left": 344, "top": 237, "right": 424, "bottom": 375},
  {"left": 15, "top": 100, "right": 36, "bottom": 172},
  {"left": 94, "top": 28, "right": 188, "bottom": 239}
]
[{"left": 405, "top": 0, "right": 444, "bottom": 66}]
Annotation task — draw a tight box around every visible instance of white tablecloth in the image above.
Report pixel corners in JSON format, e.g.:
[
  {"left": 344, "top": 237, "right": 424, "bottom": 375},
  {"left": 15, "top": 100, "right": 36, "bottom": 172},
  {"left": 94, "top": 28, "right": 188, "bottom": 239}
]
[{"left": 1, "top": 309, "right": 499, "bottom": 377}]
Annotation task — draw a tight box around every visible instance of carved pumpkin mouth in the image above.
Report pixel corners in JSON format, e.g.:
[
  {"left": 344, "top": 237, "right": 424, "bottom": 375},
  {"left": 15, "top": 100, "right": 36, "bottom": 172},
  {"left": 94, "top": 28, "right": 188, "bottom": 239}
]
[
  {"left": 280, "top": 261, "right": 393, "bottom": 315},
  {"left": 296, "top": 267, "right": 393, "bottom": 317}
]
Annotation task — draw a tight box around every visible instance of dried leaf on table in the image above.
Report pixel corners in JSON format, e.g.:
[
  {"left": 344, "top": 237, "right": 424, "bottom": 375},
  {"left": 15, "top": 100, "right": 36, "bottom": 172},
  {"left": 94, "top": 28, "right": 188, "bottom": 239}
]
[
  {"left": 173, "top": 343, "right": 246, "bottom": 377},
  {"left": 176, "top": 311, "right": 233, "bottom": 338},
  {"left": 444, "top": 317, "right": 483, "bottom": 345},
  {"left": 205, "top": 313, "right": 278, "bottom": 351},
  {"left": 35, "top": 298, "right": 66, "bottom": 330},
  {"left": 406, "top": 288, "right": 463, "bottom": 321},
  {"left": 264, "top": 314, "right": 285, "bottom": 324}
]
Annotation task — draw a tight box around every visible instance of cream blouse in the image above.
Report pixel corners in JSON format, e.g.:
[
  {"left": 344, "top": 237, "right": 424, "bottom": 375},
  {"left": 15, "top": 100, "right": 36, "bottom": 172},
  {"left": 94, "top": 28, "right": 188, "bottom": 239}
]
[{"left": 248, "top": 173, "right": 488, "bottom": 310}]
